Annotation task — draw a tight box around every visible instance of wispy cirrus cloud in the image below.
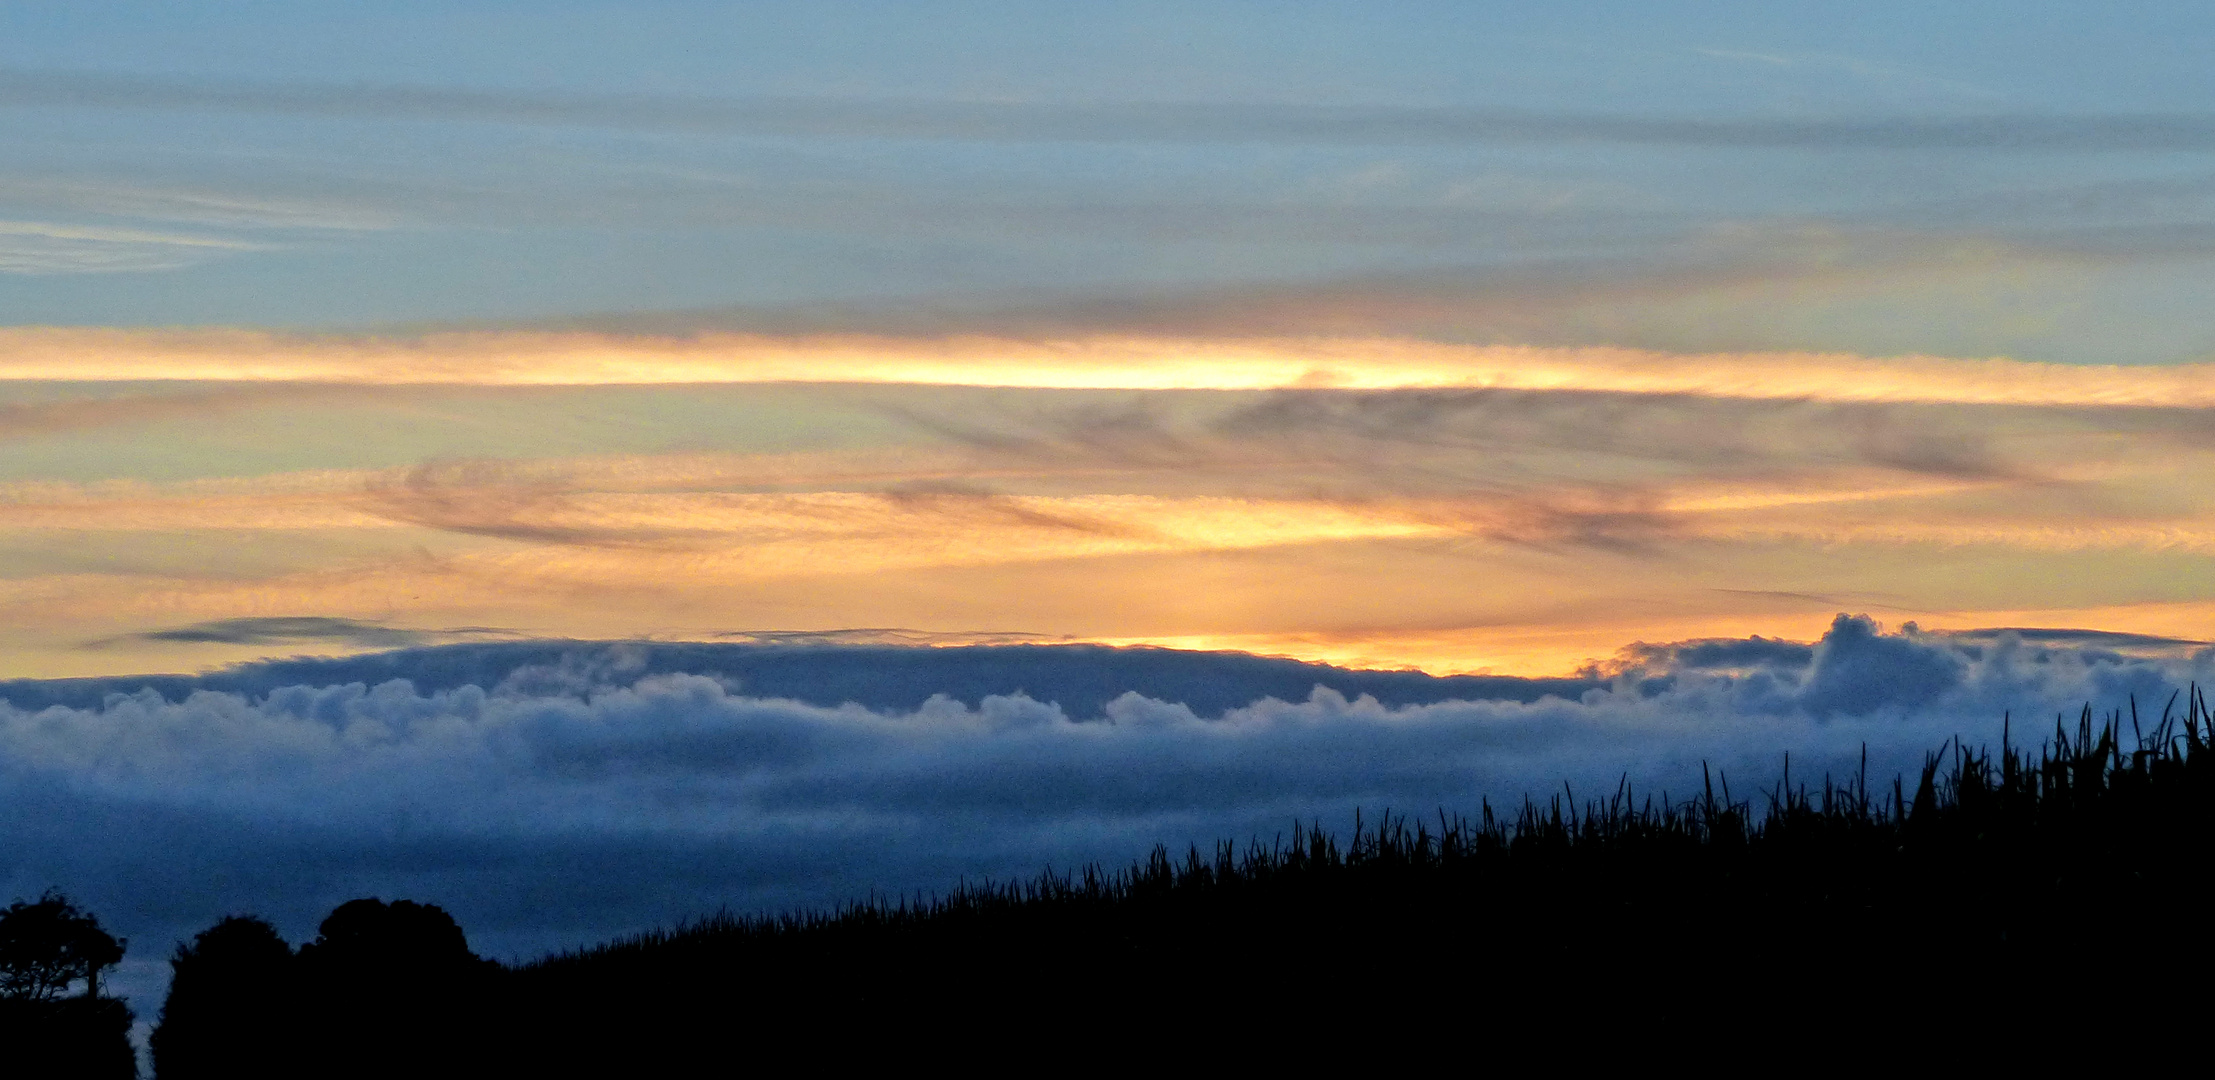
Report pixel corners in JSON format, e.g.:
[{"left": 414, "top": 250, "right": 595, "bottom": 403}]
[
  {"left": 0, "top": 175, "right": 403, "bottom": 233},
  {"left": 0, "top": 383, "right": 410, "bottom": 441},
  {"left": 0, "top": 219, "right": 264, "bottom": 274},
  {"left": 11, "top": 68, "right": 2215, "bottom": 152}
]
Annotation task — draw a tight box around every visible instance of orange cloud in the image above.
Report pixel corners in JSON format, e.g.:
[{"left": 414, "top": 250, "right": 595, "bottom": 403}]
[
  {"left": 4, "top": 456, "right": 2207, "bottom": 557},
  {"left": 8, "top": 327, "right": 2215, "bottom": 406}
]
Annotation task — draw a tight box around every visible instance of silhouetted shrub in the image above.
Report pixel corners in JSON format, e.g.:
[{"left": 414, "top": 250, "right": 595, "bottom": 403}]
[{"left": 151, "top": 916, "right": 301, "bottom": 1079}]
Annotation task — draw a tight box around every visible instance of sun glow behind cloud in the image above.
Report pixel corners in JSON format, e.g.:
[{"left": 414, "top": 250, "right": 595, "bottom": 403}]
[{"left": 5, "top": 329, "right": 2215, "bottom": 679}]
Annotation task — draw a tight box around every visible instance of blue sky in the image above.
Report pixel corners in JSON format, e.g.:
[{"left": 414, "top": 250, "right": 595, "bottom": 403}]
[{"left": 5, "top": 1, "right": 2215, "bottom": 363}]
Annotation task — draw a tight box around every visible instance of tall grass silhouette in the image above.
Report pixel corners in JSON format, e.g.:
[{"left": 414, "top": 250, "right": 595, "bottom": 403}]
[
  {"left": 491, "top": 691, "right": 2215, "bottom": 1062},
  {"left": 143, "top": 690, "right": 2215, "bottom": 1070}
]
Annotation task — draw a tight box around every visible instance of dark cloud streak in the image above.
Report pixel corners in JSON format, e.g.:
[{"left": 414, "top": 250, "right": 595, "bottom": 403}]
[
  {"left": 532, "top": 220, "right": 2215, "bottom": 345},
  {"left": 88, "top": 616, "right": 426, "bottom": 650},
  {"left": 78, "top": 618, "right": 525, "bottom": 652},
  {"left": 360, "top": 460, "right": 673, "bottom": 548}
]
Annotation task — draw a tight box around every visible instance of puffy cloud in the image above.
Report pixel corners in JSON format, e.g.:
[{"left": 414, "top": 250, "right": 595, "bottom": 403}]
[
  {"left": 1614, "top": 635, "right": 1815, "bottom": 673},
  {"left": 1796, "top": 614, "right": 1968, "bottom": 716},
  {"left": 0, "top": 641, "right": 1599, "bottom": 719},
  {"left": 2, "top": 620, "right": 2208, "bottom": 999}
]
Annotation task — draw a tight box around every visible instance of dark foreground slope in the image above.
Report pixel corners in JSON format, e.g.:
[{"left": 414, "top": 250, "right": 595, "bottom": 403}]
[
  {"left": 147, "top": 696, "right": 2215, "bottom": 1073},
  {"left": 0, "top": 998, "right": 134, "bottom": 1078},
  {"left": 502, "top": 698, "right": 2215, "bottom": 1063}
]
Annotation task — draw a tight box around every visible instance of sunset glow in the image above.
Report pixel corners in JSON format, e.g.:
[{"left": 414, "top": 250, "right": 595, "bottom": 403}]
[
  {"left": 8, "top": 350, "right": 2215, "bottom": 679},
  {"left": 12, "top": 327, "right": 2215, "bottom": 406},
  {"left": 13, "top": 5, "right": 2215, "bottom": 1021}
]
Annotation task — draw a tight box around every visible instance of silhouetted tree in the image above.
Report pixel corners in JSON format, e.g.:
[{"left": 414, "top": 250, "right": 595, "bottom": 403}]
[
  {"left": 151, "top": 916, "right": 302, "bottom": 1079},
  {"left": 0, "top": 890, "right": 125, "bottom": 1001},
  {"left": 0, "top": 891, "right": 136, "bottom": 1078},
  {"left": 294, "top": 899, "right": 503, "bottom": 1077},
  {"left": 297, "top": 898, "right": 476, "bottom": 975}
]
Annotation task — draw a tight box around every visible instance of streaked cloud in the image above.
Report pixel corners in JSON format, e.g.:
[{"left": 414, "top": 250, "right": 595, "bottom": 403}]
[
  {"left": 0, "top": 175, "right": 401, "bottom": 233},
  {"left": 7, "top": 12, "right": 2215, "bottom": 685},
  {"left": 0, "top": 220, "right": 263, "bottom": 274},
  {"left": 10, "top": 329, "right": 2215, "bottom": 407},
  {"left": 12, "top": 69, "right": 2215, "bottom": 152},
  {"left": 95, "top": 616, "right": 428, "bottom": 649},
  {"left": 0, "top": 384, "right": 402, "bottom": 442},
  {"left": 5, "top": 345, "right": 2215, "bottom": 680}
]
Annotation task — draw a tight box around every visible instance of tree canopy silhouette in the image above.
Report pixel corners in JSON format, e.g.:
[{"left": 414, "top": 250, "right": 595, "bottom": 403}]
[
  {"left": 0, "top": 890, "right": 125, "bottom": 1001},
  {"left": 300, "top": 899, "right": 499, "bottom": 1078},
  {"left": 297, "top": 898, "right": 477, "bottom": 976},
  {"left": 156, "top": 898, "right": 505, "bottom": 1079},
  {"left": 0, "top": 892, "right": 136, "bottom": 1078},
  {"left": 151, "top": 916, "right": 300, "bottom": 1080}
]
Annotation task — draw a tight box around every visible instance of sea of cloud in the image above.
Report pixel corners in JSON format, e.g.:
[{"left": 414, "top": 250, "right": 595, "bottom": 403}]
[{"left": 3, "top": 615, "right": 2206, "bottom": 1015}]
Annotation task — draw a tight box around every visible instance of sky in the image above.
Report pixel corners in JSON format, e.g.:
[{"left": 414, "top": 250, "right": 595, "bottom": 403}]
[
  {"left": 8, "top": 0, "right": 2215, "bottom": 1035},
  {"left": 9, "top": 3, "right": 2215, "bottom": 679}
]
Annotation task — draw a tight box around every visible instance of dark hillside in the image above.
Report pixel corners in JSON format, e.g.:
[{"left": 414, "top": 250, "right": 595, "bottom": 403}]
[
  {"left": 144, "top": 693, "right": 2215, "bottom": 1070},
  {"left": 490, "top": 694, "right": 2215, "bottom": 1063}
]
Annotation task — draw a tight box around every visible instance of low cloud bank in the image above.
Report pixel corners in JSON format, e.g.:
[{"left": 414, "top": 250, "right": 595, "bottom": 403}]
[
  {"left": 3, "top": 641, "right": 1595, "bottom": 719},
  {"left": 2, "top": 616, "right": 2207, "bottom": 1005}
]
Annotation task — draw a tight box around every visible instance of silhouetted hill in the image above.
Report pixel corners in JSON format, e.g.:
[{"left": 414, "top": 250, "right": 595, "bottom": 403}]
[
  {"left": 139, "top": 692, "right": 2215, "bottom": 1068},
  {"left": 0, "top": 998, "right": 135, "bottom": 1078},
  {"left": 493, "top": 697, "right": 2215, "bottom": 1063}
]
